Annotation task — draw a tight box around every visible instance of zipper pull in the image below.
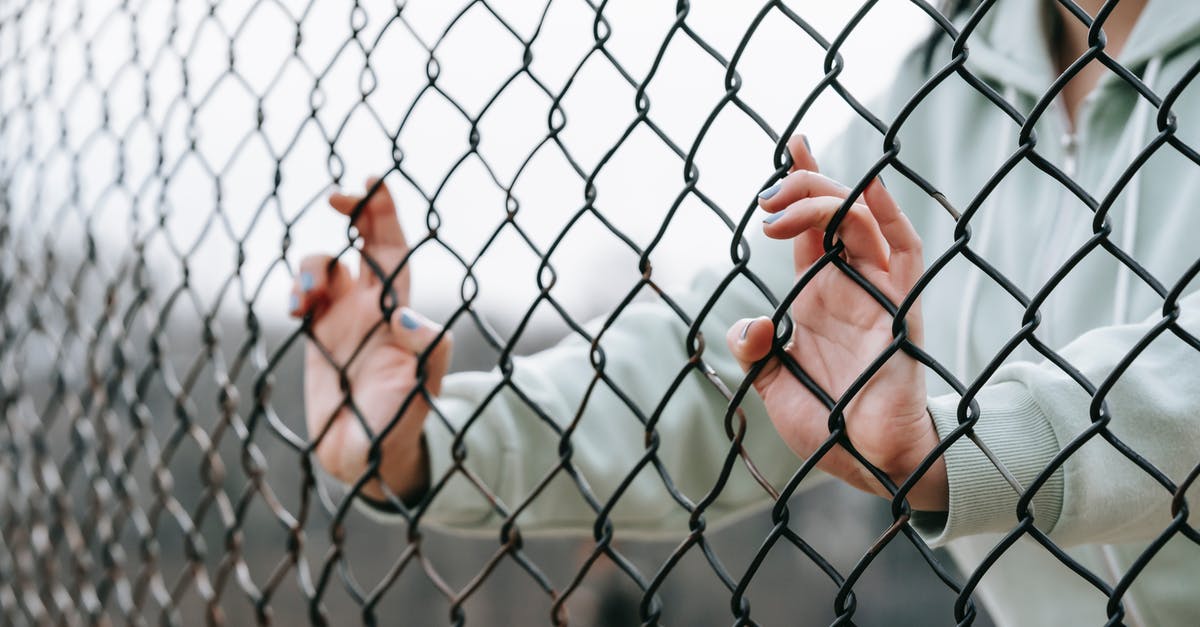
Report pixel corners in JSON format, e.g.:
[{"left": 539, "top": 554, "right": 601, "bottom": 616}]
[{"left": 1062, "top": 132, "right": 1078, "bottom": 177}]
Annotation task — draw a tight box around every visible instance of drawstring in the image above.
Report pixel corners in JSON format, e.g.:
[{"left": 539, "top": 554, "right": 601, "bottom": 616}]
[
  {"left": 1099, "top": 54, "right": 1162, "bottom": 627},
  {"left": 955, "top": 54, "right": 1162, "bottom": 381},
  {"left": 1112, "top": 55, "right": 1162, "bottom": 326},
  {"left": 954, "top": 87, "right": 1018, "bottom": 381}
]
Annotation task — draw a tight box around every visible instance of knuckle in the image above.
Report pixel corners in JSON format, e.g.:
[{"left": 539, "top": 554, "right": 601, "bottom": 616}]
[
  {"left": 835, "top": 203, "right": 870, "bottom": 231},
  {"left": 781, "top": 169, "right": 809, "bottom": 195}
]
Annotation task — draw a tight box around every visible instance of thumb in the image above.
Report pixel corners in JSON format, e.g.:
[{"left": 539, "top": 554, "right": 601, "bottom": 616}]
[
  {"left": 725, "top": 317, "right": 782, "bottom": 389},
  {"left": 390, "top": 307, "right": 454, "bottom": 396}
]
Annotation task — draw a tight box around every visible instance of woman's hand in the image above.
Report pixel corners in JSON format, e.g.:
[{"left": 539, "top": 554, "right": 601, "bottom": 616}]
[
  {"left": 291, "top": 177, "right": 451, "bottom": 503},
  {"left": 726, "top": 138, "right": 946, "bottom": 510}
]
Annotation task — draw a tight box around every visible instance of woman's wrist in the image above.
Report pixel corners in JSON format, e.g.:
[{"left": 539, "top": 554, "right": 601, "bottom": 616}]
[{"left": 359, "top": 433, "right": 432, "bottom": 509}]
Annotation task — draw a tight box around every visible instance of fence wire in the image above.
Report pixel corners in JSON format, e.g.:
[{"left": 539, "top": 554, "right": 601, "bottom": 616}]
[{"left": 2, "top": 0, "right": 1199, "bottom": 625}]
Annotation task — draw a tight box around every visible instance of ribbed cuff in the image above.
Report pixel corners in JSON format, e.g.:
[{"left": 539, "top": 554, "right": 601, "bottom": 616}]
[{"left": 911, "top": 382, "right": 1064, "bottom": 546}]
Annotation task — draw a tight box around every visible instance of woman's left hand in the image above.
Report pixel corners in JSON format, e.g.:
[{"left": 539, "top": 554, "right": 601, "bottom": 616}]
[{"left": 726, "top": 136, "right": 946, "bottom": 511}]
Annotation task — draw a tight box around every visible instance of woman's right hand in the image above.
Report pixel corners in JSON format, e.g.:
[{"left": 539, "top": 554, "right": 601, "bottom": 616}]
[{"left": 290, "top": 177, "right": 452, "bottom": 503}]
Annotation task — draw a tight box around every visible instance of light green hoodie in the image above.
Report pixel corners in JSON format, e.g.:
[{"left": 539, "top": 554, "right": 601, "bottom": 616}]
[{"left": 362, "top": 1, "right": 1200, "bottom": 624}]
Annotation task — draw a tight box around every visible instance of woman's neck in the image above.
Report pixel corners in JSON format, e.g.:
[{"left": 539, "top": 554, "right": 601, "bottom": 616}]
[{"left": 1054, "top": 0, "right": 1147, "bottom": 127}]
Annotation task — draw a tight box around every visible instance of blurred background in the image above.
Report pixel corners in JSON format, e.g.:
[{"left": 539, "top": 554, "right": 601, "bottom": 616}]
[{"left": 0, "top": 0, "right": 994, "bottom": 624}]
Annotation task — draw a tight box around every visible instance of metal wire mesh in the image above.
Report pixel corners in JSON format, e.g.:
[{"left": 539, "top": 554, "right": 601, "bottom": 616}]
[{"left": 2, "top": 0, "right": 1199, "bottom": 625}]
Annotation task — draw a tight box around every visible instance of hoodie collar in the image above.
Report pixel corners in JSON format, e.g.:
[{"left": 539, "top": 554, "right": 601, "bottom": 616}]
[
  {"left": 962, "top": 0, "right": 1200, "bottom": 97},
  {"left": 1121, "top": 0, "right": 1200, "bottom": 68}
]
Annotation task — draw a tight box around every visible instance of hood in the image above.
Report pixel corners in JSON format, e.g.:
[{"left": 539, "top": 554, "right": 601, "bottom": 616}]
[{"left": 960, "top": 0, "right": 1200, "bottom": 96}]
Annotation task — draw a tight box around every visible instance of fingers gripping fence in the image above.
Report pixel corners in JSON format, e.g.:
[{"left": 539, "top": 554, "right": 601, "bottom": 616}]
[{"left": 2, "top": 0, "right": 1200, "bottom": 625}]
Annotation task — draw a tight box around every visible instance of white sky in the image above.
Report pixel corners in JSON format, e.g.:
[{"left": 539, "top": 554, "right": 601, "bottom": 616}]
[{"left": 3, "top": 0, "right": 934, "bottom": 337}]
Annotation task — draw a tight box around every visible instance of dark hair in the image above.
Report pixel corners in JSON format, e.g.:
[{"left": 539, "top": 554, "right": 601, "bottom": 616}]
[
  {"left": 922, "top": 0, "right": 985, "bottom": 70},
  {"left": 939, "top": 0, "right": 984, "bottom": 17}
]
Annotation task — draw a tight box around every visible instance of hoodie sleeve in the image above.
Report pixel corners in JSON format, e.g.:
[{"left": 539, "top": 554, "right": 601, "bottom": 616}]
[
  {"left": 353, "top": 121, "right": 886, "bottom": 534},
  {"left": 368, "top": 250, "right": 814, "bottom": 535},
  {"left": 913, "top": 291, "right": 1200, "bottom": 547}
]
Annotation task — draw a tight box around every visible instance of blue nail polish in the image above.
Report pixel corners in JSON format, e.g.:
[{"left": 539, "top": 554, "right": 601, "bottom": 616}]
[
  {"left": 289, "top": 293, "right": 300, "bottom": 312},
  {"left": 801, "top": 134, "right": 812, "bottom": 154},
  {"left": 740, "top": 320, "right": 753, "bottom": 341},
  {"left": 763, "top": 210, "right": 787, "bottom": 225},
  {"left": 879, "top": 175, "right": 887, "bottom": 189},
  {"left": 400, "top": 310, "right": 419, "bottom": 330},
  {"left": 300, "top": 271, "right": 315, "bottom": 292},
  {"left": 758, "top": 182, "right": 782, "bottom": 201}
]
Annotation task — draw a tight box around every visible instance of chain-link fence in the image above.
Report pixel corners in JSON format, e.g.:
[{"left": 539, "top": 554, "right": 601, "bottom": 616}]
[{"left": 3, "top": 0, "right": 1199, "bottom": 625}]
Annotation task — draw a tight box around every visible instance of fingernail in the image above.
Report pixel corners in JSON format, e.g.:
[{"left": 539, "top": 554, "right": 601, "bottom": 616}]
[
  {"left": 400, "top": 310, "right": 419, "bottom": 330},
  {"left": 300, "top": 272, "right": 315, "bottom": 292},
  {"left": 740, "top": 320, "right": 753, "bottom": 341},
  {"left": 763, "top": 210, "right": 787, "bottom": 225},
  {"left": 758, "top": 182, "right": 782, "bottom": 201},
  {"left": 289, "top": 293, "right": 300, "bottom": 312},
  {"left": 801, "top": 134, "right": 812, "bottom": 154},
  {"left": 879, "top": 175, "right": 887, "bottom": 189}
]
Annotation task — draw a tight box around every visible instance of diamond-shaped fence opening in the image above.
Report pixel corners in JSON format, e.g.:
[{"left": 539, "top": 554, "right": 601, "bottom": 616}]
[{"left": 4, "top": 0, "right": 1200, "bottom": 625}]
